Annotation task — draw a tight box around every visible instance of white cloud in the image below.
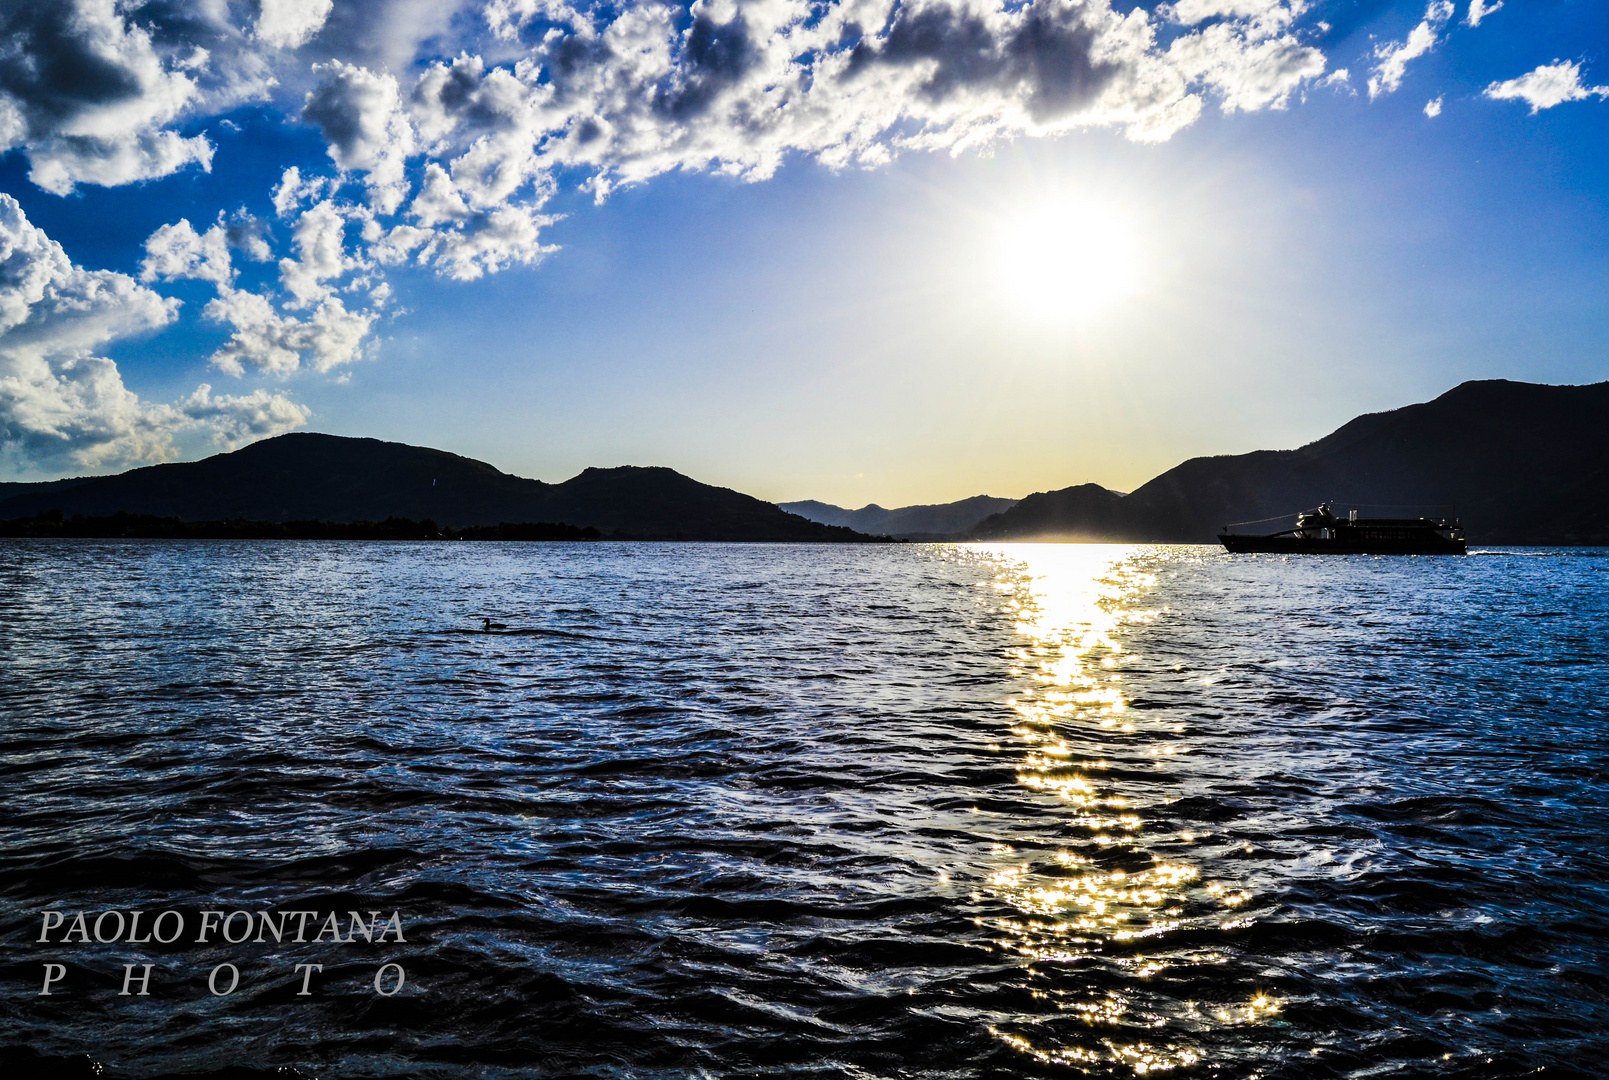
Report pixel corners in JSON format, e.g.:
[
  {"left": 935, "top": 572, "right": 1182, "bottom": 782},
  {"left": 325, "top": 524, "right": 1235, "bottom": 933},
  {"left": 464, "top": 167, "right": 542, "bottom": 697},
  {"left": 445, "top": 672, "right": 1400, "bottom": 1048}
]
[
  {"left": 1167, "top": 0, "right": 1308, "bottom": 32},
  {"left": 1424, "top": 95, "right": 1442, "bottom": 117},
  {"left": 256, "top": 0, "right": 336, "bottom": 49},
  {"left": 483, "top": 0, "right": 561, "bottom": 41},
  {"left": 1, "top": 352, "right": 177, "bottom": 473},
  {"left": 410, "top": 54, "right": 550, "bottom": 210},
  {"left": 279, "top": 200, "right": 357, "bottom": 307},
  {"left": 1368, "top": 1, "right": 1455, "bottom": 100},
  {"left": 141, "top": 220, "right": 234, "bottom": 287},
  {"left": 408, "top": 163, "right": 472, "bottom": 228},
  {"left": 27, "top": 131, "right": 216, "bottom": 197},
  {"left": 0, "top": 194, "right": 178, "bottom": 359},
  {"left": 0, "top": 194, "right": 304, "bottom": 470},
  {"left": 205, "top": 289, "right": 376, "bottom": 377},
  {"left": 1168, "top": 24, "right": 1325, "bottom": 113},
  {"left": 1485, "top": 61, "right": 1609, "bottom": 114},
  {"left": 132, "top": 200, "right": 383, "bottom": 392},
  {"left": 369, "top": 160, "right": 555, "bottom": 280},
  {"left": 374, "top": 203, "right": 556, "bottom": 281},
  {"left": 350, "top": 0, "right": 1335, "bottom": 249},
  {"left": 430, "top": 204, "right": 555, "bottom": 281},
  {"left": 179, "top": 383, "right": 312, "bottom": 447},
  {"left": 1465, "top": 0, "right": 1501, "bottom": 28},
  {"left": 274, "top": 166, "right": 309, "bottom": 219},
  {"left": 221, "top": 211, "right": 275, "bottom": 262},
  {"left": 270, "top": 167, "right": 343, "bottom": 225},
  {"left": 0, "top": 0, "right": 220, "bottom": 193},
  {"left": 303, "top": 62, "right": 418, "bottom": 214}
]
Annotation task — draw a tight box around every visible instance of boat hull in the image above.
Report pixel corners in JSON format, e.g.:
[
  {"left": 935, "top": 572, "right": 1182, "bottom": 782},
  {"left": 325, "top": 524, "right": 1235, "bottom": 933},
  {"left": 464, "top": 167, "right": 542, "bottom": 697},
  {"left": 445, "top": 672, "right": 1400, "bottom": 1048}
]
[{"left": 1218, "top": 534, "right": 1467, "bottom": 555}]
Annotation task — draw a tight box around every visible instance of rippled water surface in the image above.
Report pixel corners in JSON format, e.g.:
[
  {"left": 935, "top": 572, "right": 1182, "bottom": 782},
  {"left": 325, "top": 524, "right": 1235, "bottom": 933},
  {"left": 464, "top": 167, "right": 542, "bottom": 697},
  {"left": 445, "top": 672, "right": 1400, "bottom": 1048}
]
[{"left": 2, "top": 541, "right": 1606, "bottom": 1079}]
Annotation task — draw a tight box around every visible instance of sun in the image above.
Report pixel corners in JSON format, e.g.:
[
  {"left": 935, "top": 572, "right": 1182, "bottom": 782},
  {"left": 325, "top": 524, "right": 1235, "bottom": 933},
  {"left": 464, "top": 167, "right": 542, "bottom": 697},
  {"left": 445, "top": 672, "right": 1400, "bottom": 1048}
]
[{"left": 992, "top": 200, "right": 1143, "bottom": 323}]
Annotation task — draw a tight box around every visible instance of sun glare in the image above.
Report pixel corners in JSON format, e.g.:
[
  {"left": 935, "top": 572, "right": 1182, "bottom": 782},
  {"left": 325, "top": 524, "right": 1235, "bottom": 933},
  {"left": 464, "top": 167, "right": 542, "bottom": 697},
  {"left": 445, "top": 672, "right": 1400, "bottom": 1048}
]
[{"left": 992, "top": 201, "right": 1142, "bottom": 323}]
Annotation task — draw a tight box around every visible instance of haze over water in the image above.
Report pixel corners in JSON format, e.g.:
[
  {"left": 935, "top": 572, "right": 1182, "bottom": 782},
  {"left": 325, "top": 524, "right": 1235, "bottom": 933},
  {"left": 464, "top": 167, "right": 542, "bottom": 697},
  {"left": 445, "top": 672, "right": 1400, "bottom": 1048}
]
[{"left": 2, "top": 541, "right": 1606, "bottom": 1078}]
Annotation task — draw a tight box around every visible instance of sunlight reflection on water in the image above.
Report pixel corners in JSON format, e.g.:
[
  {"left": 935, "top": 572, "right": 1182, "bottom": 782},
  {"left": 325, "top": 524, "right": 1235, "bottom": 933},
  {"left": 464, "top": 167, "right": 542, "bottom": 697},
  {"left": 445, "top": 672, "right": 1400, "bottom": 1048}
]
[{"left": 968, "top": 544, "right": 1278, "bottom": 1075}]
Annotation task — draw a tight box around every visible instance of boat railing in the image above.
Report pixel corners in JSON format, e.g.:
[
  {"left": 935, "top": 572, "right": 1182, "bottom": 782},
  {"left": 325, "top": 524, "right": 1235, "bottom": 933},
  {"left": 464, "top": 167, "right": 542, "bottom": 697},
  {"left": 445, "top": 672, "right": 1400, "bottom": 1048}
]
[
  {"left": 1328, "top": 501, "right": 1459, "bottom": 520},
  {"left": 1222, "top": 513, "right": 1301, "bottom": 532}
]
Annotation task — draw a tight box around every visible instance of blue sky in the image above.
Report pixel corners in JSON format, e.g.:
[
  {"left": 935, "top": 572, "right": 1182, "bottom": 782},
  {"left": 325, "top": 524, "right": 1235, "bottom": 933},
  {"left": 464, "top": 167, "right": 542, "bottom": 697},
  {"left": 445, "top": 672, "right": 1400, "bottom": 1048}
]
[{"left": 0, "top": 0, "right": 1605, "bottom": 504}]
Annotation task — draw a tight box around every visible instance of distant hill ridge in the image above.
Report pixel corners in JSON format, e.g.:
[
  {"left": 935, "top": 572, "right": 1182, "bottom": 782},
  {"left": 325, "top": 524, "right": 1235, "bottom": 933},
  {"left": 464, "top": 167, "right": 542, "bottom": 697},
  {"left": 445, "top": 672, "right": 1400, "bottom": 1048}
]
[
  {"left": 971, "top": 379, "right": 1609, "bottom": 545},
  {"left": 780, "top": 495, "right": 1019, "bottom": 538},
  {"left": 0, "top": 434, "right": 877, "bottom": 542}
]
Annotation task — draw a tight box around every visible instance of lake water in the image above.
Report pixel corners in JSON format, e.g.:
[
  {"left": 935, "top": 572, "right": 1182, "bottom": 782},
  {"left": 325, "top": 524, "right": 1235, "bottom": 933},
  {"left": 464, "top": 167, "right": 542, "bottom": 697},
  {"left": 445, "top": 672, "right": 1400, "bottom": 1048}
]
[{"left": 1, "top": 541, "right": 1606, "bottom": 1079}]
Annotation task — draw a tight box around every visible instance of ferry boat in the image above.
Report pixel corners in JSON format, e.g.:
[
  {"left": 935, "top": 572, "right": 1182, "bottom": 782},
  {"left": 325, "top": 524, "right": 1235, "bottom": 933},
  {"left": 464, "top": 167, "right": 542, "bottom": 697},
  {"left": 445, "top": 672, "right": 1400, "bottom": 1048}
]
[{"left": 1219, "top": 503, "right": 1466, "bottom": 555}]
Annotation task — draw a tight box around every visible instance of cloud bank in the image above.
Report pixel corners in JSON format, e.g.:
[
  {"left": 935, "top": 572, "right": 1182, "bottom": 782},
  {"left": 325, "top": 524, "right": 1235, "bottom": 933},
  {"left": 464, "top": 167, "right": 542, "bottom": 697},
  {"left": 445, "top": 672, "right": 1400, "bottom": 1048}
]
[{"left": 0, "top": 0, "right": 1343, "bottom": 475}]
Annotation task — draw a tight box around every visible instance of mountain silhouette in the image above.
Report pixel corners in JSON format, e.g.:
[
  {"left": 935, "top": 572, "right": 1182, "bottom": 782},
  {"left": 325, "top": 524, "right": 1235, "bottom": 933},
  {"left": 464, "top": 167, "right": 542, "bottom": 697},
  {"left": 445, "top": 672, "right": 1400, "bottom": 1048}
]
[
  {"left": 972, "top": 380, "right": 1609, "bottom": 545},
  {"left": 779, "top": 495, "right": 1018, "bottom": 539},
  {"left": 0, "top": 434, "right": 877, "bottom": 542},
  {"left": 5, "top": 379, "right": 1603, "bottom": 545}
]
